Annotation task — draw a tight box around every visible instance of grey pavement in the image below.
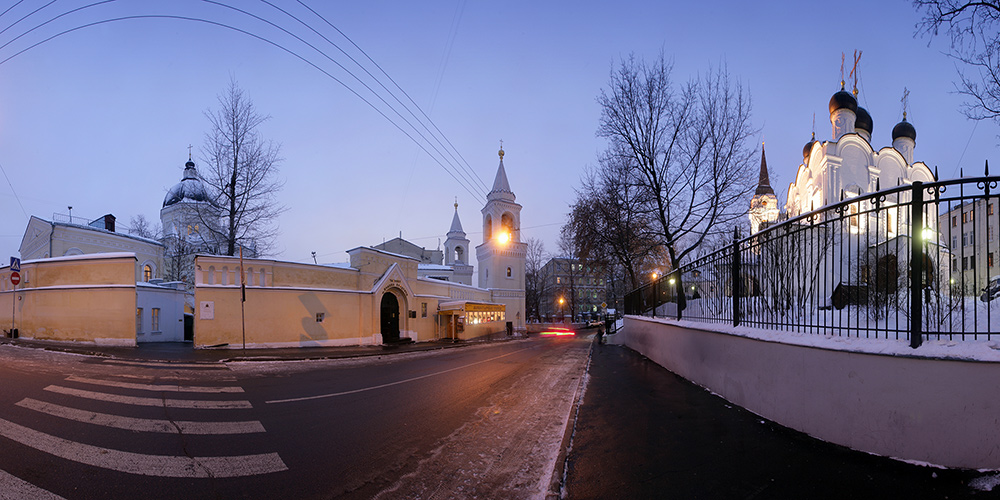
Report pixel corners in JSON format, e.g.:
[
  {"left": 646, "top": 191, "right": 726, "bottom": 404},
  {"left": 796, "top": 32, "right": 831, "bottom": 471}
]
[{"left": 563, "top": 339, "right": 999, "bottom": 499}]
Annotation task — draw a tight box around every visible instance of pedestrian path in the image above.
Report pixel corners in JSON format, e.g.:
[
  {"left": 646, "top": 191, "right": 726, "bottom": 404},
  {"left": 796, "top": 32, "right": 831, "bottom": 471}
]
[
  {"left": 0, "top": 365, "right": 287, "bottom": 497},
  {"left": 562, "top": 342, "right": 992, "bottom": 499}
]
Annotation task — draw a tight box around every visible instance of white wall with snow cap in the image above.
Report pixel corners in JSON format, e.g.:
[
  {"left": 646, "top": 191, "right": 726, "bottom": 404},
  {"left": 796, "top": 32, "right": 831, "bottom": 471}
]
[{"left": 616, "top": 316, "right": 1000, "bottom": 469}]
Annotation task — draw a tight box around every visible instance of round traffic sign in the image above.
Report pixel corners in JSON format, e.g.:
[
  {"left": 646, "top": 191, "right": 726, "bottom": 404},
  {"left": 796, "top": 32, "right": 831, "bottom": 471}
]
[{"left": 10, "top": 272, "right": 20, "bottom": 286}]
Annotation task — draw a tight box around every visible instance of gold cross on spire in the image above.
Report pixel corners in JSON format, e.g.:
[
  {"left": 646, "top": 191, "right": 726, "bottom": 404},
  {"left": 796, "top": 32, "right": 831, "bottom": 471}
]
[
  {"left": 498, "top": 139, "right": 504, "bottom": 160},
  {"left": 188, "top": 144, "right": 193, "bottom": 161},
  {"left": 850, "top": 50, "right": 862, "bottom": 97},
  {"left": 840, "top": 53, "right": 846, "bottom": 89}
]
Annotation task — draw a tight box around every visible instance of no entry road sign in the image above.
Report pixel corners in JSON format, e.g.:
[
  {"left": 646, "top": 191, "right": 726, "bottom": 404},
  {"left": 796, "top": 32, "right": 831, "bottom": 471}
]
[{"left": 10, "top": 272, "right": 20, "bottom": 286}]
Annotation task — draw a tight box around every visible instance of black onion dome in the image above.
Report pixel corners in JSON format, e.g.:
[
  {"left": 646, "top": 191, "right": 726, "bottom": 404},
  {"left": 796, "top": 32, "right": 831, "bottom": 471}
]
[
  {"left": 829, "top": 89, "right": 858, "bottom": 114},
  {"left": 892, "top": 119, "right": 916, "bottom": 141},
  {"left": 163, "top": 160, "right": 210, "bottom": 207},
  {"left": 803, "top": 136, "right": 817, "bottom": 160},
  {"left": 855, "top": 106, "right": 873, "bottom": 134}
]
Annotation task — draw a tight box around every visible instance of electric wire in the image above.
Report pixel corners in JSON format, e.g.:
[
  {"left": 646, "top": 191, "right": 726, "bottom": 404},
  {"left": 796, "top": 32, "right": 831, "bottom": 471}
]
[
  {"left": 0, "top": 8, "right": 486, "bottom": 202},
  {"left": 0, "top": 162, "right": 29, "bottom": 221},
  {"left": 262, "top": 0, "right": 488, "bottom": 195},
  {"left": 295, "top": 0, "right": 489, "bottom": 192},
  {"left": 199, "top": 0, "right": 486, "bottom": 200}
]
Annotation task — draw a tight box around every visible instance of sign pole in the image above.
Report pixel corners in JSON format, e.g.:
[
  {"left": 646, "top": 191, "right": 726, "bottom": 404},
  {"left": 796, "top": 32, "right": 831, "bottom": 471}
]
[{"left": 240, "top": 247, "right": 246, "bottom": 351}]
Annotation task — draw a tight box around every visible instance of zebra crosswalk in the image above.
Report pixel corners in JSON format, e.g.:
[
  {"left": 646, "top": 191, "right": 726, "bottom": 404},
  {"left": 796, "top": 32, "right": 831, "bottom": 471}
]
[{"left": 0, "top": 363, "right": 287, "bottom": 497}]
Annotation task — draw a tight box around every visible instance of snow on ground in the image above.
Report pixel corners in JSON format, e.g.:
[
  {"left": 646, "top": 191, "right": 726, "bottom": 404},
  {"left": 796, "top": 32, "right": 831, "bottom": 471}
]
[{"left": 631, "top": 315, "right": 1000, "bottom": 362}]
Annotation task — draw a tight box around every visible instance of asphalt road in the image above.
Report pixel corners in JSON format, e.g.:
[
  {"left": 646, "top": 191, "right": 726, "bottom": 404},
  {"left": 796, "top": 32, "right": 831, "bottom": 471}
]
[{"left": 0, "top": 336, "right": 591, "bottom": 499}]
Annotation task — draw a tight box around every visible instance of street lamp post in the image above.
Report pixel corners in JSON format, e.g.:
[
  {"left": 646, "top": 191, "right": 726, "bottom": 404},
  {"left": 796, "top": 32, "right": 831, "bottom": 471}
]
[{"left": 558, "top": 296, "right": 565, "bottom": 324}]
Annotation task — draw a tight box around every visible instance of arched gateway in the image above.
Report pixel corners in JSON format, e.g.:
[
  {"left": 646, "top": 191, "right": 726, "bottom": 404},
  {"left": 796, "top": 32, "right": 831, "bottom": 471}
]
[{"left": 380, "top": 292, "right": 400, "bottom": 343}]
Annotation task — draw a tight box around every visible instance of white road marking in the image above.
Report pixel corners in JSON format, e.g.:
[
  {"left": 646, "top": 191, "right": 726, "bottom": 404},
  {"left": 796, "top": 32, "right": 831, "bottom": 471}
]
[
  {"left": 0, "top": 468, "right": 66, "bottom": 500},
  {"left": 65, "top": 375, "right": 244, "bottom": 393},
  {"left": 16, "top": 399, "right": 266, "bottom": 435},
  {"left": 267, "top": 346, "right": 533, "bottom": 404},
  {"left": 0, "top": 418, "right": 286, "bottom": 478},
  {"left": 100, "top": 359, "right": 226, "bottom": 369},
  {"left": 43, "top": 386, "right": 252, "bottom": 409}
]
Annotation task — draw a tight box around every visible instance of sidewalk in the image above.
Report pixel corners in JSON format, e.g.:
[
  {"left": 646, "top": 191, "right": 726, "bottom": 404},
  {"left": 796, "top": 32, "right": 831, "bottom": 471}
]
[
  {"left": 563, "top": 341, "right": 995, "bottom": 499},
  {"left": 0, "top": 336, "right": 497, "bottom": 363}
]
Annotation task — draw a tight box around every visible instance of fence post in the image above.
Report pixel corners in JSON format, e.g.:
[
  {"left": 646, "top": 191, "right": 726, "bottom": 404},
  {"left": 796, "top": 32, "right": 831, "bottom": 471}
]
[
  {"left": 732, "top": 227, "right": 741, "bottom": 327},
  {"left": 910, "top": 181, "right": 924, "bottom": 348},
  {"left": 675, "top": 270, "right": 683, "bottom": 321}
]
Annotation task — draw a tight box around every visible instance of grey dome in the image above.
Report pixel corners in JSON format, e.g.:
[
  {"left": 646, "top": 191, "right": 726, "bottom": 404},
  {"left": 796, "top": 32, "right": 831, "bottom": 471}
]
[{"left": 163, "top": 160, "right": 210, "bottom": 207}]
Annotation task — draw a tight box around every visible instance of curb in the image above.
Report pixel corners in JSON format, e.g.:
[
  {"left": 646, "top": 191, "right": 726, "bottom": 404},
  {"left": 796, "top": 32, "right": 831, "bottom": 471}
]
[{"left": 547, "top": 337, "right": 595, "bottom": 499}]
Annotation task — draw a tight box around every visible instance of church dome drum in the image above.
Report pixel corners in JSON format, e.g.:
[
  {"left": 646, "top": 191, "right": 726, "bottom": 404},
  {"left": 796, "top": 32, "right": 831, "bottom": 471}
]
[{"left": 828, "top": 89, "right": 858, "bottom": 114}]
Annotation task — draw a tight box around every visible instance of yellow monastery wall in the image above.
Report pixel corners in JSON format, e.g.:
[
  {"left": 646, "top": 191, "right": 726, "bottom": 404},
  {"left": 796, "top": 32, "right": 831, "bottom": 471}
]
[
  {"left": 193, "top": 254, "right": 509, "bottom": 348},
  {"left": 1, "top": 254, "right": 137, "bottom": 345}
]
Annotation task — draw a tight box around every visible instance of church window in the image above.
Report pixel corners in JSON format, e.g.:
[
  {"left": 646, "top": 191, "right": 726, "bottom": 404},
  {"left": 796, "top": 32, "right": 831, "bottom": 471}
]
[
  {"left": 221, "top": 267, "right": 229, "bottom": 286},
  {"left": 501, "top": 213, "right": 514, "bottom": 237},
  {"left": 260, "top": 269, "right": 266, "bottom": 286},
  {"left": 136, "top": 308, "right": 143, "bottom": 334},
  {"left": 143, "top": 265, "right": 152, "bottom": 282},
  {"left": 421, "top": 303, "right": 427, "bottom": 317},
  {"left": 246, "top": 268, "right": 254, "bottom": 286},
  {"left": 455, "top": 246, "right": 464, "bottom": 264},
  {"left": 484, "top": 215, "right": 493, "bottom": 241},
  {"left": 506, "top": 267, "right": 512, "bottom": 278},
  {"left": 207, "top": 266, "right": 216, "bottom": 285}
]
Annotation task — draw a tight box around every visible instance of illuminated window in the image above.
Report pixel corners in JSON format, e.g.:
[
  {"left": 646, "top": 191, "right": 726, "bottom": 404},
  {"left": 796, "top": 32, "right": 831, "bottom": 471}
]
[
  {"left": 953, "top": 216, "right": 958, "bottom": 227},
  {"left": 143, "top": 265, "right": 152, "bottom": 282},
  {"left": 136, "top": 308, "right": 143, "bottom": 334},
  {"left": 506, "top": 267, "right": 512, "bottom": 278},
  {"left": 152, "top": 308, "right": 160, "bottom": 332},
  {"left": 990, "top": 253, "right": 995, "bottom": 268},
  {"left": 421, "top": 303, "right": 427, "bottom": 318},
  {"left": 990, "top": 203, "right": 995, "bottom": 216}
]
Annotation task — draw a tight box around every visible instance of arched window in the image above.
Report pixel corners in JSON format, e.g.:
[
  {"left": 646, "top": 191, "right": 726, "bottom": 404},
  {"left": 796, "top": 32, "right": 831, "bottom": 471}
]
[
  {"left": 143, "top": 264, "right": 153, "bottom": 282},
  {"left": 455, "top": 246, "right": 464, "bottom": 264},
  {"left": 506, "top": 267, "right": 512, "bottom": 278},
  {"left": 484, "top": 215, "right": 492, "bottom": 241},
  {"left": 221, "top": 266, "right": 229, "bottom": 286},
  {"left": 260, "top": 269, "right": 266, "bottom": 287},
  {"left": 208, "top": 266, "right": 216, "bottom": 285},
  {"left": 246, "top": 267, "right": 254, "bottom": 286}
]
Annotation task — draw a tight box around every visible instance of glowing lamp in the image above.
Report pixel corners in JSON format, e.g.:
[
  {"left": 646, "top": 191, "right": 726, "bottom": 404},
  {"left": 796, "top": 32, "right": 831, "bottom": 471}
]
[{"left": 497, "top": 231, "right": 511, "bottom": 244}]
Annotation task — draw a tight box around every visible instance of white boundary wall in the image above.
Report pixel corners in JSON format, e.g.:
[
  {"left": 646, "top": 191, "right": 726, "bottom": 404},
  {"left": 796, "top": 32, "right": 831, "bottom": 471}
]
[{"left": 617, "top": 316, "right": 1000, "bottom": 469}]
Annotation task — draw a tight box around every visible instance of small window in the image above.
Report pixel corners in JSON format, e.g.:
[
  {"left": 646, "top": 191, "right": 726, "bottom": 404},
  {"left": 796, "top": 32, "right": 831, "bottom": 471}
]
[
  {"left": 506, "top": 267, "right": 512, "bottom": 278},
  {"left": 990, "top": 203, "right": 995, "bottom": 216},
  {"left": 557, "top": 277, "right": 561, "bottom": 284},
  {"left": 143, "top": 264, "right": 152, "bottom": 282},
  {"left": 990, "top": 253, "right": 995, "bottom": 268},
  {"left": 953, "top": 235, "right": 959, "bottom": 249},
  {"left": 152, "top": 308, "right": 160, "bottom": 332},
  {"left": 421, "top": 303, "right": 427, "bottom": 318},
  {"left": 136, "top": 308, "right": 143, "bottom": 334},
  {"left": 952, "top": 216, "right": 958, "bottom": 227},
  {"left": 316, "top": 313, "right": 325, "bottom": 323}
]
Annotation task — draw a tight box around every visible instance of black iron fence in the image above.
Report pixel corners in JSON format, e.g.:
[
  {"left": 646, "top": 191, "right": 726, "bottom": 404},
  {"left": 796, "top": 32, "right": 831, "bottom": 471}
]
[{"left": 624, "top": 171, "right": 1000, "bottom": 347}]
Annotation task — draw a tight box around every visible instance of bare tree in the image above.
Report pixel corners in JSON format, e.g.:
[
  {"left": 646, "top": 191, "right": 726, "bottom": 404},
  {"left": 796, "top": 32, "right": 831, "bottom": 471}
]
[
  {"left": 597, "top": 54, "right": 758, "bottom": 308},
  {"left": 127, "top": 214, "right": 160, "bottom": 240},
  {"left": 915, "top": 1, "right": 1000, "bottom": 121},
  {"left": 201, "top": 79, "right": 286, "bottom": 256},
  {"left": 524, "top": 237, "right": 548, "bottom": 322},
  {"left": 568, "top": 148, "right": 660, "bottom": 290}
]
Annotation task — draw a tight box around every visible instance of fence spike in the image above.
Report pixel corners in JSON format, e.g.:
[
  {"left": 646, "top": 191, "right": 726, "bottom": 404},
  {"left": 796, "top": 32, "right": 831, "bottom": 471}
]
[
  {"left": 961, "top": 167, "right": 964, "bottom": 178},
  {"left": 934, "top": 165, "right": 938, "bottom": 181},
  {"left": 876, "top": 177, "right": 881, "bottom": 191},
  {"left": 841, "top": 189, "right": 845, "bottom": 201},
  {"left": 987, "top": 159, "right": 991, "bottom": 177}
]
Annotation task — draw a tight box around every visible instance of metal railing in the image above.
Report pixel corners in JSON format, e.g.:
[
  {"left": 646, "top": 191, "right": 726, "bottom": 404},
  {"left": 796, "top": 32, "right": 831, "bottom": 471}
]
[{"left": 625, "top": 172, "right": 1000, "bottom": 347}]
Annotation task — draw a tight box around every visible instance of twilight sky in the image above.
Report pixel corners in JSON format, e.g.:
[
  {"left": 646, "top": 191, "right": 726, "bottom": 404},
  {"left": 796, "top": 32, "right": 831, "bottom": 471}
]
[{"left": 0, "top": 0, "right": 997, "bottom": 266}]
